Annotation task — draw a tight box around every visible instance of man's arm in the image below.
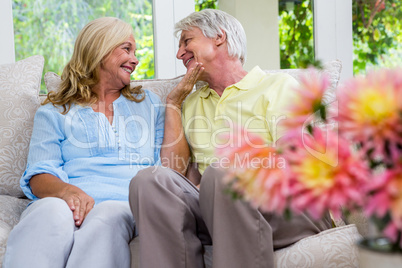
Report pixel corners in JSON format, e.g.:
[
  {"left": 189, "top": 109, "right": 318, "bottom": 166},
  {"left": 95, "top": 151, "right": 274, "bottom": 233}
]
[{"left": 160, "top": 63, "right": 204, "bottom": 176}]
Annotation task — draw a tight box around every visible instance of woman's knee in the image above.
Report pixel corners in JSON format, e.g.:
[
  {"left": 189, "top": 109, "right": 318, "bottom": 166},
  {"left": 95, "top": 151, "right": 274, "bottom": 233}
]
[
  {"left": 91, "top": 201, "right": 133, "bottom": 224},
  {"left": 26, "top": 197, "right": 72, "bottom": 220},
  {"left": 19, "top": 197, "right": 75, "bottom": 235},
  {"left": 83, "top": 201, "right": 134, "bottom": 237}
]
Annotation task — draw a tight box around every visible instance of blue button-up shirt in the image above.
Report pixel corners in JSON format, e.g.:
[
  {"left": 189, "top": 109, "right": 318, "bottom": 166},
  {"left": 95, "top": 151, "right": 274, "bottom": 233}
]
[{"left": 21, "top": 90, "right": 165, "bottom": 204}]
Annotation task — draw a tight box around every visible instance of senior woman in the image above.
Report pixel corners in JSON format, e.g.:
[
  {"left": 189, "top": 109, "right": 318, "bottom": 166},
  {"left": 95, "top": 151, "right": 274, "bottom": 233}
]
[{"left": 3, "top": 17, "right": 164, "bottom": 268}]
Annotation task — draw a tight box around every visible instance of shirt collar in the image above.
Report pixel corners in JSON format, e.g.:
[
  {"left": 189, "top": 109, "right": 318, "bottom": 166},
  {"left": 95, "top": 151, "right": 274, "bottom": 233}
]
[
  {"left": 199, "top": 85, "right": 212, "bottom": 98},
  {"left": 199, "top": 66, "right": 265, "bottom": 98},
  {"left": 233, "top": 66, "right": 265, "bottom": 90}
]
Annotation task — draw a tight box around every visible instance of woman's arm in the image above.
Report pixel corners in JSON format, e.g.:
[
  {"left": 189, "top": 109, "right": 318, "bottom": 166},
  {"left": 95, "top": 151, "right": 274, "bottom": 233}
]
[
  {"left": 160, "top": 63, "right": 204, "bottom": 175},
  {"left": 30, "top": 173, "right": 94, "bottom": 226},
  {"left": 22, "top": 106, "right": 94, "bottom": 226}
]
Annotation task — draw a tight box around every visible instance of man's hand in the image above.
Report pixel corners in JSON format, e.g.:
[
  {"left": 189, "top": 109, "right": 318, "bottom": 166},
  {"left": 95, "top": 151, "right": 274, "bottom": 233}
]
[{"left": 166, "top": 62, "right": 204, "bottom": 109}]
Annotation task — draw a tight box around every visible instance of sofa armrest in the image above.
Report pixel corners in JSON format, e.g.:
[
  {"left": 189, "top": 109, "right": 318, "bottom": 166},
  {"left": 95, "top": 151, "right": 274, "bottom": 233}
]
[
  {"left": 0, "top": 195, "right": 31, "bottom": 264},
  {"left": 274, "top": 224, "right": 361, "bottom": 267}
]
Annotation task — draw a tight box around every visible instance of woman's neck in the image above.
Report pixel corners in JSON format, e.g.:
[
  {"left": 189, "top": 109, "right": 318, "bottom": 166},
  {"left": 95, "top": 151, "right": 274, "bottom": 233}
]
[{"left": 91, "top": 85, "right": 121, "bottom": 125}]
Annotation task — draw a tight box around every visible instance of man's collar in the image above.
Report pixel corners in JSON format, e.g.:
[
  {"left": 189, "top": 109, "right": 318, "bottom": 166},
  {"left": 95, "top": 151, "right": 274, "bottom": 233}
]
[
  {"left": 233, "top": 66, "right": 265, "bottom": 90},
  {"left": 199, "top": 66, "right": 265, "bottom": 98},
  {"left": 199, "top": 85, "right": 212, "bottom": 98}
]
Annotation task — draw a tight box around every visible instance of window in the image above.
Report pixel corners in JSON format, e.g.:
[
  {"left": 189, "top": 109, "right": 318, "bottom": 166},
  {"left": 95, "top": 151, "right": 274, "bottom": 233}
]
[
  {"left": 352, "top": 0, "right": 402, "bottom": 75},
  {"left": 12, "top": 0, "right": 154, "bottom": 93},
  {"left": 278, "top": 0, "right": 315, "bottom": 69}
]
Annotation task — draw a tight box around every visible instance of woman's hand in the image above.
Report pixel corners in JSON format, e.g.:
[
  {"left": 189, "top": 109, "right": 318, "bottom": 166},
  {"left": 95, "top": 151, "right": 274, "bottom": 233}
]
[
  {"left": 166, "top": 62, "right": 204, "bottom": 109},
  {"left": 59, "top": 185, "right": 95, "bottom": 227},
  {"left": 30, "top": 173, "right": 95, "bottom": 227},
  {"left": 160, "top": 63, "right": 203, "bottom": 175}
]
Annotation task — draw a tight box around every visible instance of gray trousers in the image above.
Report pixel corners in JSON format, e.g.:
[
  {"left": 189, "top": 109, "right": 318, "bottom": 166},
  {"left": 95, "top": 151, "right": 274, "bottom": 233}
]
[
  {"left": 4, "top": 197, "right": 135, "bottom": 268},
  {"left": 129, "top": 166, "right": 332, "bottom": 268}
]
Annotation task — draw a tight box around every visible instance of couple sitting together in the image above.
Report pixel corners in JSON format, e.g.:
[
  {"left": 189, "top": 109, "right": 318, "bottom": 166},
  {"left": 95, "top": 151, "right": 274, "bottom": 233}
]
[{"left": 3, "top": 9, "right": 331, "bottom": 268}]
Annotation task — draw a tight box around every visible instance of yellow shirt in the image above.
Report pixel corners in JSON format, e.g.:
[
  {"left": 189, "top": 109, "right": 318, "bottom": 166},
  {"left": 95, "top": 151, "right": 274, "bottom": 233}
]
[{"left": 182, "top": 66, "right": 298, "bottom": 174}]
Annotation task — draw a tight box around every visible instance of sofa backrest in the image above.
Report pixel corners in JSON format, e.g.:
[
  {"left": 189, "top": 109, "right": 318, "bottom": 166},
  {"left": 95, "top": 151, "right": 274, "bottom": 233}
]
[
  {"left": 3, "top": 57, "right": 342, "bottom": 199},
  {"left": 0, "top": 55, "right": 44, "bottom": 197},
  {"left": 44, "top": 60, "right": 342, "bottom": 106}
]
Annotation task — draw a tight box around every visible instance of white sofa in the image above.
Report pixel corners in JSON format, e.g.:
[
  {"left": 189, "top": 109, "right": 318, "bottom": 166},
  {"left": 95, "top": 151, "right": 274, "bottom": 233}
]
[{"left": 0, "top": 55, "right": 363, "bottom": 267}]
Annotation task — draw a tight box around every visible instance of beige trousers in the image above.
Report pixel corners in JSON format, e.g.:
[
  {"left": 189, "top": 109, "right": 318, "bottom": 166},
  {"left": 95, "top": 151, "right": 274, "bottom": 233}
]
[{"left": 129, "top": 165, "right": 332, "bottom": 268}]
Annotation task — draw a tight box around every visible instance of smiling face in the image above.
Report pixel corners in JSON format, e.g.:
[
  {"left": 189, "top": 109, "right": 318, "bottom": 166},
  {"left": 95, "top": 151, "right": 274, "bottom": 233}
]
[
  {"left": 99, "top": 35, "right": 138, "bottom": 90},
  {"left": 176, "top": 27, "right": 220, "bottom": 75}
]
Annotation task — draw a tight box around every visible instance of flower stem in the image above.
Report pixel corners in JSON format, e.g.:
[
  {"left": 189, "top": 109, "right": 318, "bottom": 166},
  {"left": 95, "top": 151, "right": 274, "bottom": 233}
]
[{"left": 391, "top": 230, "right": 402, "bottom": 252}]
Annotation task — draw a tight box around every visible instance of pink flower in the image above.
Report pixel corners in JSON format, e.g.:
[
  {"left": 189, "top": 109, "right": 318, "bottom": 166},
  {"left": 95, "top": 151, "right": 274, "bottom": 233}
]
[
  {"left": 384, "top": 222, "right": 402, "bottom": 249},
  {"left": 366, "top": 163, "right": 402, "bottom": 230},
  {"left": 216, "top": 126, "right": 290, "bottom": 214},
  {"left": 336, "top": 68, "right": 402, "bottom": 163},
  {"left": 279, "top": 128, "right": 371, "bottom": 219},
  {"left": 283, "top": 69, "right": 330, "bottom": 130},
  {"left": 214, "top": 67, "right": 402, "bottom": 250}
]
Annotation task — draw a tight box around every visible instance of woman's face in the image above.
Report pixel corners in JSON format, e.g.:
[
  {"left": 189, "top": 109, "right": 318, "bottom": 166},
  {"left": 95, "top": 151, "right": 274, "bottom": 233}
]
[{"left": 99, "top": 35, "right": 139, "bottom": 90}]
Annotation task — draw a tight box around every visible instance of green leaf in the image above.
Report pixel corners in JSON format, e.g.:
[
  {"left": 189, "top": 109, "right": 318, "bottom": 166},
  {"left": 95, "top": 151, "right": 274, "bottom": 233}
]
[{"left": 373, "top": 28, "right": 381, "bottom": 41}]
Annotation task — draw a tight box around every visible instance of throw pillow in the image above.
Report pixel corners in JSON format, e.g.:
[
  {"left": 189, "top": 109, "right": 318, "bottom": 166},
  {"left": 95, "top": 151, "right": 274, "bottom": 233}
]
[
  {"left": 0, "top": 55, "right": 44, "bottom": 197},
  {"left": 264, "top": 60, "right": 342, "bottom": 104},
  {"left": 274, "top": 224, "right": 361, "bottom": 267}
]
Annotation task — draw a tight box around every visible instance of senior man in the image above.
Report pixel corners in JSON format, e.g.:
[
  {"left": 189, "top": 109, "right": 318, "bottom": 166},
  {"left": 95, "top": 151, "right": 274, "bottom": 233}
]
[{"left": 129, "top": 9, "right": 332, "bottom": 268}]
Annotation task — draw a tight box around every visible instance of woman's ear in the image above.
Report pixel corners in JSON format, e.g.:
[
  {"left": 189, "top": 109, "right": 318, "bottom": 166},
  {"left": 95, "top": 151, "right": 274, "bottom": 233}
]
[{"left": 215, "top": 30, "right": 227, "bottom": 46}]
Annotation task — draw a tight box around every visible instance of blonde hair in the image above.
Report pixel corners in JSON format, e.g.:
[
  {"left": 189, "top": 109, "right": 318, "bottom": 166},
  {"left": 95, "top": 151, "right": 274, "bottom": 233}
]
[{"left": 44, "top": 17, "right": 144, "bottom": 114}]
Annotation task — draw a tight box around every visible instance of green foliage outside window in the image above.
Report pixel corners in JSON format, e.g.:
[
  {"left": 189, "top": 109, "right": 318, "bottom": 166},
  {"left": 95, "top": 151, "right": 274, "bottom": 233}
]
[
  {"left": 353, "top": 0, "right": 402, "bottom": 75},
  {"left": 195, "top": 0, "right": 218, "bottom": 12},
  {"left": 13, "top": 0, "right": 154, "bottom": 94},
  {"left": 16, "top": 0, "right": 399, "bottom": 93},
  {"left": 278, "top": 0, "right": 402, "bottom": 73},
  {"left": 195, "top": 0, "right": 402, "bottom": 73},
  {"left": 278, "top": 0, "right": 315, "bottom": 69}
]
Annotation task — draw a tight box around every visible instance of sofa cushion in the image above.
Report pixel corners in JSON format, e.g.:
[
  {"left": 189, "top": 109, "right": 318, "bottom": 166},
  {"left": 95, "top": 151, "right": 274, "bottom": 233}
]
[
  {"left": 274, "top": 224, "right": 361, "bottom": 267},
  {"left": 0, "top": 195, "right": 31, "bottom": 264},
  {"left": 0, "top": 56, "right": 44, "bottom": 197}
]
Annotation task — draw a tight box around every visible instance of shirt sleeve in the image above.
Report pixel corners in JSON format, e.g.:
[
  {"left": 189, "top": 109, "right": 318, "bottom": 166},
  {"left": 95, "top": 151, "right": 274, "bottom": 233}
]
[
  {"left": 265, "top": 73, "right": 299, "bottom": 144},
  {"left": 20, "top": 106, "right": 69, "bottom": 200},
  {"left": 181, "top": 96, "right": 197, "bottom": 164}
]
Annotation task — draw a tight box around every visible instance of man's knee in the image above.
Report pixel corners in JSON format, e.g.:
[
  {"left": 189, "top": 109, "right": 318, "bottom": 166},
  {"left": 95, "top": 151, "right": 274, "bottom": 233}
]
[
  {"left": 200, "top": 165, "right": 227, "bottom": 192},
  {"left": 129, "top": 166, "right": 182, "bottom": 195},
  {"left": 130, "top": 166, "right": 160, "bottom": 194}
]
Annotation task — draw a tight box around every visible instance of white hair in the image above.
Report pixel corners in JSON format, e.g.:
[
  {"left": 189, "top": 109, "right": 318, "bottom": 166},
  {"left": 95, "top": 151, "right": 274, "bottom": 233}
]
[{"left": 174, "top": 9, "right": 247, "bottom": 65}]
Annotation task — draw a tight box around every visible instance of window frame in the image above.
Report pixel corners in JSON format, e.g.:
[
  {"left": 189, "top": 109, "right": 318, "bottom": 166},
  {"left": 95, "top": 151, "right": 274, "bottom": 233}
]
[
  {"left": 313, "top": 0, "right": 353, "bottom": 82},
  {"left": 1, "top": 0, "right": 352, "bottom": 81},
  {"left": 0, "top": 0, "right": 193, "bottom": 78}
]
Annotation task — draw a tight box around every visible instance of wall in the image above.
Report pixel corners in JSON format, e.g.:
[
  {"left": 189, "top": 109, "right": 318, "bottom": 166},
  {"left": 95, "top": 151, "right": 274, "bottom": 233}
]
[
  {"left": 0, "top": 0, "right": 15, "bottom": 65},
  {"left": 219, "top": 0, "right": 280, "bottom": 71},
  {"left": 153, "top": 0, "right": 194, "bottom": 78},
  {"left": 314, "top": 0, "right": 353, "bottom": 82}
]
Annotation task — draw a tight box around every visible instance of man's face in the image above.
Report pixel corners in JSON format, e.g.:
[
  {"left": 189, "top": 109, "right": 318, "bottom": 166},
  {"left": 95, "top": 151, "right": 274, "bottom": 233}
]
[{"left": 176, "top": 27, "right": 218, "bottom": 72}]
